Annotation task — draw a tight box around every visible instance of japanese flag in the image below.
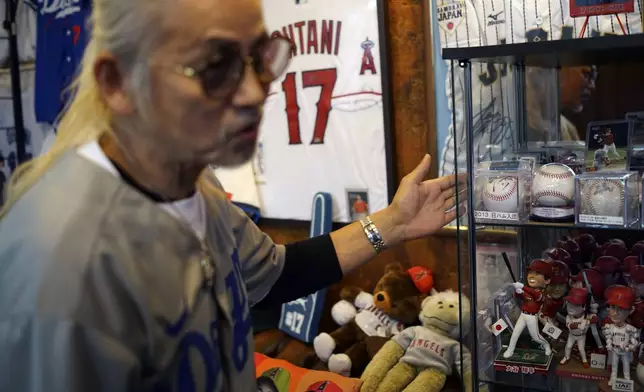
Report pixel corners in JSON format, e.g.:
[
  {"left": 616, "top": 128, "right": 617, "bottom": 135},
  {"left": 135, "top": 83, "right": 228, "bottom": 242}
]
[{"left": 491, "top": 319, "right": 508, "bottom": 336}]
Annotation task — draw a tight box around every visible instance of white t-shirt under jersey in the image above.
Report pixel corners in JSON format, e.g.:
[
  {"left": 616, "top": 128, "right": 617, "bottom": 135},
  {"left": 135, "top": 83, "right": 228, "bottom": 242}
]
[{"left": 77, "top": 141, "right": 207, "bottom": 240}]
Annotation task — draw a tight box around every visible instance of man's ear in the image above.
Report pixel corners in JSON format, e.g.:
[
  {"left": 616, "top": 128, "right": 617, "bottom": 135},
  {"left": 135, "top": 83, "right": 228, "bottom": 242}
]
[{"left": 93, "top": 52, "right": 134, "bottom": 115}]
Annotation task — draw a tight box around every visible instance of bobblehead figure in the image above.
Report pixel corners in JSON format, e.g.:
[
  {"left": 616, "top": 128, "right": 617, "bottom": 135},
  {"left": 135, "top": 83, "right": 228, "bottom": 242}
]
[
  {"left": 503, "top": 260, "right": 553, "bottom": 358},
  {"left": 559, "top": 287, "right": 599, "bottom": 367},
  {"left": 538, "top": 260, "right": 569, "bottom": 328},
  {"left": 603, "top": 285, "right": 639, "bottom": 387}
]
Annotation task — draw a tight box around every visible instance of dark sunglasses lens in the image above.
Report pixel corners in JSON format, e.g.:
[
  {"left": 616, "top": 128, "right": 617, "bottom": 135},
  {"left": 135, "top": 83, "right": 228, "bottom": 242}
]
[
  {"left": 262, "top": 38, "right": 292, "bottom": 79},
  {"left": 201, "top": 58, "right": 244, "bottom": 97}
]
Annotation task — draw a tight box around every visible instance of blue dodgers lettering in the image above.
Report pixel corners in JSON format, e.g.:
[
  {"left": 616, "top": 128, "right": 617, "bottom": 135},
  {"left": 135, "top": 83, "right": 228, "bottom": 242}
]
[
  {"left": 225, "top": 249, "right": 252, "bottom": 371},
  {"left": 165, "top": 307, "right": 220, "bottom": 391}
]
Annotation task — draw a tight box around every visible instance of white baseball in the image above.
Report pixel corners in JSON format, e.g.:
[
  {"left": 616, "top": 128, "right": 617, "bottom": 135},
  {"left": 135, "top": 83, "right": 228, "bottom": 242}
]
[
  {"left": 482, "top": 176, "right": 519, "bottom": 213},
  {"left": 582, "top": 179, "right": 625, "bottom": 216},
  {"left": 531, "top": 163, "right": 575, "bottom": 207}
]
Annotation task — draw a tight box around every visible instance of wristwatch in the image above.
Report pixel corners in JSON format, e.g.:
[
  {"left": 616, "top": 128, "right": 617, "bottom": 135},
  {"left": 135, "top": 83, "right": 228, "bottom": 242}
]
[{"left": 360, "top": 215, "right": 386, "bottom": 254}]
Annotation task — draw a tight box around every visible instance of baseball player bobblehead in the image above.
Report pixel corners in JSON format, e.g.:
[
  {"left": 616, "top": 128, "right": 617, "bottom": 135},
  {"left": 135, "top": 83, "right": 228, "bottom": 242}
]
[
  {"left": 503, "top": 259, "right": 553, "bottom": 358},
  {"left": 560, "top": 287, "right": 599, "bottom": 367},
  {"left": 437, "top": 0, "right": 517, "bottom": 177},
  {"left": 538, "top": 260, "right": 569, "bottom": 328},
  {"left": 258, "top": 0, "right": 389, "bottom": 222},
  {"left": 34, "top": 0, "right": 92, "bottom": 124},
  {"left": 603, "top": 285, "right": 639, "bottom": 386}
]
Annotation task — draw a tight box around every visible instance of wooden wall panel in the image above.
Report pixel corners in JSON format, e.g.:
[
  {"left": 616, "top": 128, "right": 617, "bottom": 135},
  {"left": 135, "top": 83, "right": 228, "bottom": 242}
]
[{"left": 258, "top": 0, "right": 461, "bottom": 332}]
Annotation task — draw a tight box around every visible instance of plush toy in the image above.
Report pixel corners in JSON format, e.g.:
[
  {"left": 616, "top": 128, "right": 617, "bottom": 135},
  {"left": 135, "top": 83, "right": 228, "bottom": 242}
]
[
  {"left": 360, "top": 289, "right": 472, "bottom": 392},
  {"left": 313, "top": 263, "right": 433, "bottom": 377}
]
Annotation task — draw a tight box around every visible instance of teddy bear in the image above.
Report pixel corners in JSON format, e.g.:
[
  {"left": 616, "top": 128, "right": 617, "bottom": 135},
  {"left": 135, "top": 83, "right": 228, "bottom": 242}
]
[
  {"left": 360, "top": 289, "right": 473, "bottom": 392},
  {"left": 313, "top": 263, "right": 433, "bottom": 378}
]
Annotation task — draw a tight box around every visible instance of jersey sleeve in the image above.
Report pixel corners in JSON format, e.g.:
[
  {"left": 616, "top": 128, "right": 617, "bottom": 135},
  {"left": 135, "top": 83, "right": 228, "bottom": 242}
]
[
  {"left": 0, "top": 317, "right": 141, "bottom": 392},
  {"left": 392, "top": 326, "right": 416, "bottom": 349},
  {"left": 227, "top": 198, "right": 286, "bottom": 306},
  {"left": 454, "top": 344, "right": 473, "bottom": 377}
]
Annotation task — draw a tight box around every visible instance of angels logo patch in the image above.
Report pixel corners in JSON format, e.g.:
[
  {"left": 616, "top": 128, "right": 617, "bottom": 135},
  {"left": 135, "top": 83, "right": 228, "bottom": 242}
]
[{"left": 436, "top": 0, "right": 465, "bottom": 35}]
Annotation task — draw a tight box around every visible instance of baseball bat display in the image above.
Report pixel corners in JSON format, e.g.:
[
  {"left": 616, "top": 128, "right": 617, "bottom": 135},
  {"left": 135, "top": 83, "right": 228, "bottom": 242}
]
[{"left": 502, "top": 252, "right": 517, "bottom": 283}]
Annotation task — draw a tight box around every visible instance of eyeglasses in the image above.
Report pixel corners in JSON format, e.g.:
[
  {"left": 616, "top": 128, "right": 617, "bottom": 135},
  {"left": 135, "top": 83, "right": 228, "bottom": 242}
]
[{"left": 170, "top": 36, "right": 292, "bottom": 99}]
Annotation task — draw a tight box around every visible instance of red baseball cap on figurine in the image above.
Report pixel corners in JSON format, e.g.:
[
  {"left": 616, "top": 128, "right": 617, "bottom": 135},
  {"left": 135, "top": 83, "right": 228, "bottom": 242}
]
[
  {"left": 306, "top": 381, "right": 343, "bottom": 392},
  {"left": 564, "top": 287, "right": 589, "bottom": 306},
  {"left": 594, "top": 256, "right": 621, "bottom": 274},
  {"left": 605, "top": 285, "right": 636, "bottom": 309},
  {"left": 528, "top": 259, "right": 553, "bottom": 279},
  {"left": 630, "top": 265, "right": 644, "bottom": 284},
  {"left": 545, "top": 248, "right": 572, "bottom": 266},
  {"left": 570, "top": 268, "right": 605, "bottom": 299},
  {"left": 408, "top": 266, "right": 433, "bottom": 294},
  {"left": 548, "top": 260, "right": 570, "bottom": 284},
  {"left": 623, "top": 256, "right": 639, "bottom": 275}
]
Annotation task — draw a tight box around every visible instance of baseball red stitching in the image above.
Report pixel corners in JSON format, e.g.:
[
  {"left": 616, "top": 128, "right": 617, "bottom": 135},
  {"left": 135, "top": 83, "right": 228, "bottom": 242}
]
[
  {"left": 534, "top": 190, "right": 572, "bottom": 204},
  {"left": 584, "top": 180, "right": 624, "bottom": 216},
  {"left": 483, "top": 178, "right": 517, "bottom": 202},
  {"left": 536, "top": 169, "right": 573, "bottom": 180}
]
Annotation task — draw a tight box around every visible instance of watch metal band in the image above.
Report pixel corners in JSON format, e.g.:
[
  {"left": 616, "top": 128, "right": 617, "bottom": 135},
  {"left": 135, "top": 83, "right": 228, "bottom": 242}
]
[{"left": 360, "top": 215, "right": 386, "bottom": 254}]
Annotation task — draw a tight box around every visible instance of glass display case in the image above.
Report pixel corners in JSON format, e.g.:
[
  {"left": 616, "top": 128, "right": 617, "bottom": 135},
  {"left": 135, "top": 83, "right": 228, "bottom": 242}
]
[{"left": 443, "top": 33, "right": 644, "bottom": 391}]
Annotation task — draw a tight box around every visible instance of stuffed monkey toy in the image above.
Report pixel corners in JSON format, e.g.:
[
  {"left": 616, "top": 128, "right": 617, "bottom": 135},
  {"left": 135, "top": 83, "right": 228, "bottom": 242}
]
[{"left": 360, "top": 289, "right": 473, "bottom": 392}]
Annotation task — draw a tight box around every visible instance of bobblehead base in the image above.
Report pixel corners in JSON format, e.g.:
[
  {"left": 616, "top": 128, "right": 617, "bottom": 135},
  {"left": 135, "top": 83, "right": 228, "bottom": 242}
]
[{"left": 494, "top": 346, "right": 553, "bottom": 375}]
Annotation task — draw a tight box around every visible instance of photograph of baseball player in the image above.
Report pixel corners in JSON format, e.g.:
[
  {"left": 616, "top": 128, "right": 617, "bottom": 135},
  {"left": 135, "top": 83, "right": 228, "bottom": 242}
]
[
  {"left": 570, "top": 0, "right": 635, "bottom": 16},
  {"left": 603, "top": 285, "right": 639, "bottom": 387},
  {"left": 585, "top": 120, "right": 631, "bottom": 172},
  {"left": 346, "top": 190, "right": 369, "bottom": 222},
  {"left": 559, "top": 287, "right": 600, "bottom": 367},
  {"left": 502, "top": 259, "right": 553, "bottom": 359}
]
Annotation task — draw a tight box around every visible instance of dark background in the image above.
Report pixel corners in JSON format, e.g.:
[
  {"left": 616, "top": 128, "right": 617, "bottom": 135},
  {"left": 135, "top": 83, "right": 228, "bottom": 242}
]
[{"left": 564, "top": 63, "right": 644, "bottom": 141}]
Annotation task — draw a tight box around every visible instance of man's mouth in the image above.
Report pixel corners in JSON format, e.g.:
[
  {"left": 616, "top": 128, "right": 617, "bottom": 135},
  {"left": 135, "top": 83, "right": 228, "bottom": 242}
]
[{"left": 233, "top": 122, "right": 260, "bottom": 142}]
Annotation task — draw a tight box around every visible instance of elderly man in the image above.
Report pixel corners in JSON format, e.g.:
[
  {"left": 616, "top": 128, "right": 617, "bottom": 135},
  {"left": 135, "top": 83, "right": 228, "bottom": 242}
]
[{"left": 0, "top": 0, "right": 464, "bottom": 390}]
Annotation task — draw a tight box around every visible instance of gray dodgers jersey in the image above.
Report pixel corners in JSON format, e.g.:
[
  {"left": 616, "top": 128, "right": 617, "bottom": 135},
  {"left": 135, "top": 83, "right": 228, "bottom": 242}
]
[
  {"left": 392, "top": 326, "right": 471, "bottom": 375},
  {"left": 0, "top": 151, "right": 285, "bottom": 391}
]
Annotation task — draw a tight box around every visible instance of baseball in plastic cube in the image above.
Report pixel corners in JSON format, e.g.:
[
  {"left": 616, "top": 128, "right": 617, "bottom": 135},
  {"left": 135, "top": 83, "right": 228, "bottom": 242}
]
[
  {"left": 576, "top": 171, "right": 641, "bottom": 228},
  {"left": 530, "top": 163, "right": 576, "bottom": 221},
  {"left": 474, "top": 161, "right": 532, "bottom": 223}
]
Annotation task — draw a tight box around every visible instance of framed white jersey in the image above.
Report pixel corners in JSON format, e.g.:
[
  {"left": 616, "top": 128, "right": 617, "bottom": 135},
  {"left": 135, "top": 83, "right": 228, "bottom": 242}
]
[
  {"left": 437, "top": 0, "right": 517, "bottom": 176},
  {"left": 258, "top": 0, "right": 393, "bottom": 222}
]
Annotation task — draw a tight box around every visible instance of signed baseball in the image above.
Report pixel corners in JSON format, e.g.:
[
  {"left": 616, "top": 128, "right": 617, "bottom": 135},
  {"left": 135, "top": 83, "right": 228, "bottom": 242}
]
[
  {"left": 483, "top": 176, "right": 519, "bottom": 213},
  {"left": 582, "top": 179, "right": 625, "bottom": 216},
  {"left": 532, "top": 163, "right": 575, "bottom": 207}
]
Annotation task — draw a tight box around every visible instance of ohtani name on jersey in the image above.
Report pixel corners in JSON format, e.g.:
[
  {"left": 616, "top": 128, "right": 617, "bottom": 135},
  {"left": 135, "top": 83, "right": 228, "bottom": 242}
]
[
  {"left": 436, "top": 3, "right": 463, "bottom": 22},
  {"left": 409, "top": 338, "right": 446, "bottom": 357},
  {"left": 270, "top": 20, "right": 342, "bottom": 57}
]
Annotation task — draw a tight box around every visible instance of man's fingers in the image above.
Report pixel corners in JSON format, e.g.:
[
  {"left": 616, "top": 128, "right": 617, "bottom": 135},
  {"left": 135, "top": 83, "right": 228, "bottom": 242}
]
[
  {"left": 440, "top": 186, "right": 467, "bottom": 202},
  {"left": 444, "top": 203, "right": 467, "bottom": 224},
  {"left": 406, "top": 154, "right": 432, "bottom": 184}
]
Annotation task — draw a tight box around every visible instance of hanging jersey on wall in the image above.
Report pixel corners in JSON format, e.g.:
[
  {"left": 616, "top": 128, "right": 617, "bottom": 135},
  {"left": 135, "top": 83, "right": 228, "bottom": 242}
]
[
  {"left": 258, "top": 0, "right": 389, "bottom": 222},
  {"left": 0, "top": 68, "right": 51, "bottom": 205},
  {"left": 34, "top": 0, "right": 92, "bottom": 123},
  {"left": 437, "top": 0, "right": 516, "bottom": 176}
]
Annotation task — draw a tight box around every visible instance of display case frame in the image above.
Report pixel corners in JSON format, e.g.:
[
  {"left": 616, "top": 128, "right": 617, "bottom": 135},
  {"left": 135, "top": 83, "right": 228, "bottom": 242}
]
[{"left": 443, "top": 35, "right": 644, "bottom": 391}]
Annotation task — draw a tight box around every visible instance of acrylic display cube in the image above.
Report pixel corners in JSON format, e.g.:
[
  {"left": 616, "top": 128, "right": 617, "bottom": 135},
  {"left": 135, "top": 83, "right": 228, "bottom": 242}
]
[
  {"left": 576, "top": 171, "right": 641, "bottom": 228},
  {"left": 474, "top": 161, "right": 532, "bottom": 224}
]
